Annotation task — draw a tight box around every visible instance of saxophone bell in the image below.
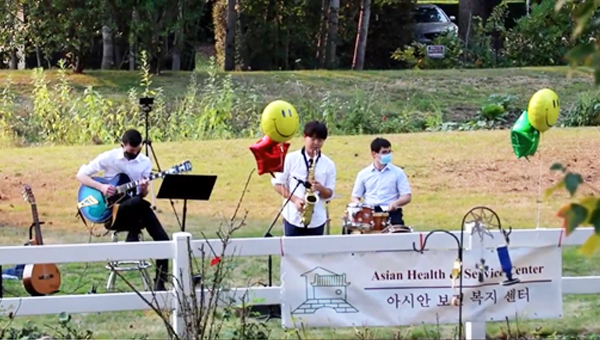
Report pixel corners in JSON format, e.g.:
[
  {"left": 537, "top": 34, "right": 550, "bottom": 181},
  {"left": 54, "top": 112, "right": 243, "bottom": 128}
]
[{"left": 305, "top": 192, "right": 319, "bottom": 204}]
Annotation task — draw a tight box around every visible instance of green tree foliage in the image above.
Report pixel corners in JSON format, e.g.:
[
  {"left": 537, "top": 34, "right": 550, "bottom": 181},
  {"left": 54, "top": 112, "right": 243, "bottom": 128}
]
[
  {"left": 212, "top": 0, "right": 415, "bottom": 70},
  {"left": 549, "top": 1, "right": 600, "bottom": 255},
  {"left": 505, "top": 0, "right": 600, "bottom": 68},
  {"left": 30, "top": 0, "right": 104, "bottom": 73}
]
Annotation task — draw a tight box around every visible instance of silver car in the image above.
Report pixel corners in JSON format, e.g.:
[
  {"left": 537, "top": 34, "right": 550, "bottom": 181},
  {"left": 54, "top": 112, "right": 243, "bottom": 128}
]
[{"left": 411, "top": 4, "right": 459, "bottom": 44}]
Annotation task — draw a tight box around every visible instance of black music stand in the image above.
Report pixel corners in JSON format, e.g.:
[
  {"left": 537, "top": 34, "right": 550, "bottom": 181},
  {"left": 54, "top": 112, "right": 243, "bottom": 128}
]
[{"left": 156, "top": 174, "right": 217, "bottom": 232}]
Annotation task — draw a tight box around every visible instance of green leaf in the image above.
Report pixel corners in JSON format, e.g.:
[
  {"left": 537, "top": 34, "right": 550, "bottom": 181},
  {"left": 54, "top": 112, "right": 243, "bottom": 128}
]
[
  {"left": 550, "top": 163, "right": 566, "bottom": 172},
  {"left": 580, "top": 233, "right": 600, "bottom": 257},
  {"left": 590, "top": 207, "right": 600, "bottom": 233},
  {"left": 545, "top": 179, "right": 566, "bottom": 200},
  {"left": 558, "top": 203, "right": 589, "bottom": 234},
  {"left": 565, "top": 173, "right": 584, "bottom": 196},
  {"left": 566, "top": 42, "right": 596, "bottom": 63},
  {"left": 554, "top": 0, "right": 567, "bottom": 12},
  {"left": 572, "top": 0, "right": 600, "bottom": 38}
]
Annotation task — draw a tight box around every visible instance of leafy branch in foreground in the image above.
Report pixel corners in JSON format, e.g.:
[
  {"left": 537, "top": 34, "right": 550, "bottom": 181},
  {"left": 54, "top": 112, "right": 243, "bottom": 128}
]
[
  {"left": 545, "top": 162, "right": 600, "bottom": 255},
  {"left": 110, "top": 170, "right": 270, "bottom": 340},
  {"left": 556, "top": 0, "right": 600, "bottom": 84}
]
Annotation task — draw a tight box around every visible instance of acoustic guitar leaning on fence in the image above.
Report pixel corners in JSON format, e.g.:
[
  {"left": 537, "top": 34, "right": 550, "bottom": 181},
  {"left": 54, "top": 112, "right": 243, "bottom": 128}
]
[{"left": 21, "top": 184, "right": 62, "bottom": 296}]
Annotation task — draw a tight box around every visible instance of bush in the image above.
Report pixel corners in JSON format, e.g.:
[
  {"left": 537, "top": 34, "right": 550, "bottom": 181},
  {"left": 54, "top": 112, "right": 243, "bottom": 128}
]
[
  {"left": 559, "top": 91, "right": 600, "bottom": 127},
  {"left": 390, "top": 0, "right": 600, "bottom": 70},
  {"left": 0, "top": 54, "right": 446, "bottom": 147},
  {"left": 502, "top": 0, "right": 600, "bottom": 67},
  {"left": 0, "top": 313, "right": 95, "bottom": 340}
]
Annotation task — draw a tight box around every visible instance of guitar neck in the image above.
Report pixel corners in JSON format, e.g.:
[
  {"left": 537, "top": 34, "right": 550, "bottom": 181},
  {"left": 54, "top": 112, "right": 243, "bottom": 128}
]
[
  {"left": 30, "top": 203, "right": 43, "bottom": 245},
  {"left": 116, "top": 171, "right": 165, "bottom": 193}
]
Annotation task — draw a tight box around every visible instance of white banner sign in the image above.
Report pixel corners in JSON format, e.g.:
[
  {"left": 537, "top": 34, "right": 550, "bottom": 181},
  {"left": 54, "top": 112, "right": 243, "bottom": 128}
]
[{"left": 280, "top": 245, "right": 562, "bottom": 328}]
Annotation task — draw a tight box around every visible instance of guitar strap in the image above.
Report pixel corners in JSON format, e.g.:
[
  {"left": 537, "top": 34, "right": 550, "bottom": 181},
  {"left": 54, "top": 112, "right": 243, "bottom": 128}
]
[{"left": 110, "top": 204, "right": 120, "bottom": 228}]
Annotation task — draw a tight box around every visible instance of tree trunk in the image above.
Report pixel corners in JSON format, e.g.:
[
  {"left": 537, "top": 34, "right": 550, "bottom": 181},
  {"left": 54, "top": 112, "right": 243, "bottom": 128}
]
[
  {"left": 73, "top": 53, "right": 85, "bottom": 74},
  {"left": 236, "top": 12, "right": 251, "bottom": 70},
  {"left": 101, "top": 25, "right": 114, "bottom": 69},
  {"left": 129, "top": 9, "right": 138, "bottom": 71},
  {"left": 325, "top": 0, "right": 339, "bottom": 69},
  {"left": 224, "top": 0, "right": 237, "bottom": 71},
  {"left": 172, "top": 0, "right": 184, "bottom": 71},
  {"left": 114, "top": 40, "right": 122, "bottom": 69},
  {"left": 459, "top": 0, "right": 494, "bottom": 42},
  {"left": 352, "top": 0, "right": 371, "bottom": 71},
  {"left": 129, "top": 45, "right": 136, "bottom": 70},
  {"left": 35, "top": 45, "right": 42, "bottom": 68},
  {"left": 172, "top": 50, "right": 181, "bottom": 71},
  {"left": 316, "top": 0, "right": 330, "bottom": 68},
  {"left": 9, "top": 49, "right": 17, "bottom": 69}
]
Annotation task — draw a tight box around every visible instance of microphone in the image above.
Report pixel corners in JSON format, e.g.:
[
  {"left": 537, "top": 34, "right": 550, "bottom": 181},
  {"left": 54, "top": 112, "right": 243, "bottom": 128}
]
[{"left": 293, "top": 176, "right": 312, "bottom": 189}]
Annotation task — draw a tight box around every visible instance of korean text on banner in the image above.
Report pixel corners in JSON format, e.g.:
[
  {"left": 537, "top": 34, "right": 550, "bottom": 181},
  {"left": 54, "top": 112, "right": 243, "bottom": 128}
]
[{"left": 280, "top": 246, "right": 562, "bottom": 328}]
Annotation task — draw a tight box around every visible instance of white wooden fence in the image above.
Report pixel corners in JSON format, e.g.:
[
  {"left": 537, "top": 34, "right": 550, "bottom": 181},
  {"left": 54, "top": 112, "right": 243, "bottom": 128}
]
[{"left": 0, "top": 227, "right": 598, "bottom": 340}]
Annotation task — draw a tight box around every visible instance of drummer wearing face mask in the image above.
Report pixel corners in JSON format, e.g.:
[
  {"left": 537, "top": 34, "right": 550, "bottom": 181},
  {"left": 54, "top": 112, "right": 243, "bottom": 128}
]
[{"left": 350, "top": 137, "right": 412, "bottom": 226}]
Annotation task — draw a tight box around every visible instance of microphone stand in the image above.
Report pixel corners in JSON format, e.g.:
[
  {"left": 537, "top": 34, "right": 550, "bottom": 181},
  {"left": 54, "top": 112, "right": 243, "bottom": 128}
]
[{"left": 255, "top": 178, "right": 305, "bottom": 321}]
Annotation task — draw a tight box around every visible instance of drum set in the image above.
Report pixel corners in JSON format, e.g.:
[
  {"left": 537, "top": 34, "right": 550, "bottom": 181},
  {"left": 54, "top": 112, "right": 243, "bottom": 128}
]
[{"left": 341, "top": 202, "right": 413, "bottom": 235}]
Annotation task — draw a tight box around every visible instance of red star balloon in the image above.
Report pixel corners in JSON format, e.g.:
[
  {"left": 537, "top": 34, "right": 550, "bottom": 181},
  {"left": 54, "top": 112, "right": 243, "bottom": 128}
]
[{"left": 249, "top": 135, "right": 290, "bottom": 176}]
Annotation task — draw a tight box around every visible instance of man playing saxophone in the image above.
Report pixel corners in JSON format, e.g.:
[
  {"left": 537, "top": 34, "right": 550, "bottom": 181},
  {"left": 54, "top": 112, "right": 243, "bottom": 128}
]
[{"left": 272, "top": 120, "right": 337, "bottom": 236}]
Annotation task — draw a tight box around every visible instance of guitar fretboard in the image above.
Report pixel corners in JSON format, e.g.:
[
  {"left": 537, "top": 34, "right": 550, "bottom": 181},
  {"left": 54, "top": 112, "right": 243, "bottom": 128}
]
[
  {"left": 115, "top": 161, "right": 192, "bottom": 194},
  {"left": 116, "top": 172, "right": 165, "bottom": 193},
  {"left": 30, "top": 202, "right": 43, "bottom": 245}
]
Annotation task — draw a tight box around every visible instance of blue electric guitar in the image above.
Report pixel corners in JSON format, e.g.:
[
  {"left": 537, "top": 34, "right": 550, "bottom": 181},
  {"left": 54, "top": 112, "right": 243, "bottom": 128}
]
[{"left": 76, "top": 160, "right": 192, "bottom": 223}]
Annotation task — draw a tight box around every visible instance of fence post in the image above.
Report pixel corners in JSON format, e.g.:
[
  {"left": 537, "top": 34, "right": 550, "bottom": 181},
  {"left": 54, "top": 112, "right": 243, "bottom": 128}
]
[
  {"left": 171, "top": 232, "right": 193, "bottom": 337},
  {"left": 465, "top": 225, "right": 486, "bottom": 340}
]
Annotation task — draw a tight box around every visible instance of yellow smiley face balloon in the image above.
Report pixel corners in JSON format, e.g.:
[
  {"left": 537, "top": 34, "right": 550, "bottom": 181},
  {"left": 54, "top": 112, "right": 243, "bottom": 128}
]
[
  {"left": 260, "top": 100, "right": 300, "bottom": 143},
  {"left": 527, "top": 88, "right": 560, "bottom": 133}
]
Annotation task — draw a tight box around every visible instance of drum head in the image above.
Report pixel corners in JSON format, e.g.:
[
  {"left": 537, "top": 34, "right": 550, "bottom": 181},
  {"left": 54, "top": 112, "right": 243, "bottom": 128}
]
[{"left": 384, "top": 225, "right": 413, "bottom": 233}]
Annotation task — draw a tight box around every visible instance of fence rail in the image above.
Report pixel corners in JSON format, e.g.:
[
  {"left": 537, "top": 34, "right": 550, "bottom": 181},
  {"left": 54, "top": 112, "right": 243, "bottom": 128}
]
[{"left": 0, "top": 227, "right": 596, "bottom": 339}]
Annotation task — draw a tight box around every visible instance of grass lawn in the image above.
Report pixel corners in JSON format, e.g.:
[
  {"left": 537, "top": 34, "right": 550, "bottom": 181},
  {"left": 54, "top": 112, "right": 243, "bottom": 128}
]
[{"left": 1, "top": 124, "right": 600, "bottom": 338}]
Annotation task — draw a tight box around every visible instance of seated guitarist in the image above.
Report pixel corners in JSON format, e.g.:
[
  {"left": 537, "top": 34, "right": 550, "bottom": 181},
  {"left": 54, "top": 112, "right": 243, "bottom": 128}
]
[{"left": 75, "top": 129, "right": 170, "bottom": 291}]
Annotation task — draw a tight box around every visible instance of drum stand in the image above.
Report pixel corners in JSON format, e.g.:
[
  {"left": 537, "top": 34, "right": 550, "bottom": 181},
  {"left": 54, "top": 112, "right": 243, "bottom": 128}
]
[
  {"left": 139, "top": 97, "right": 182, "bottom": 229},
  {"left": 325, "top": 201, "right": 330, "bottom": 235}
]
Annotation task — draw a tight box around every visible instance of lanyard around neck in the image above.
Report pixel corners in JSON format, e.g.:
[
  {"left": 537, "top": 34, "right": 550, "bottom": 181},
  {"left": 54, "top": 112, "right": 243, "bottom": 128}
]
[{"left": 301, "top": 147, "right": 321, "bottom": 172}]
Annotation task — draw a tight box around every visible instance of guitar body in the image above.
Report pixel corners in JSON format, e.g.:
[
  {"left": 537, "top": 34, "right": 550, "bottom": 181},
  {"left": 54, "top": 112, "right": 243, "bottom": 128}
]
[
  {"left": 77, "top": 174, "right": 131, "bottom": 223},
  {"left": 22, "top": 262, "right": 61, "bottom": 296}
]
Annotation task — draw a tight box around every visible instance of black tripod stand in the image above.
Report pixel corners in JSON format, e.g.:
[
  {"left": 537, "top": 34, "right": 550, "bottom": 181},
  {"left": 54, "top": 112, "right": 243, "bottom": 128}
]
[{"left": 139, "top": 97, "right": 182, "bottom": 229}]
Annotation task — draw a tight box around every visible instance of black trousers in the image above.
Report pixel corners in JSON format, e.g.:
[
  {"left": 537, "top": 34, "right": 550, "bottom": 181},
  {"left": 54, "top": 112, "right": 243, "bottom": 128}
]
[
  {"left": 283, "top": 219, "right": 325, "bottom": 236},
  {"left": 108, "top": 196, "right": 170, "bottom": 286}
]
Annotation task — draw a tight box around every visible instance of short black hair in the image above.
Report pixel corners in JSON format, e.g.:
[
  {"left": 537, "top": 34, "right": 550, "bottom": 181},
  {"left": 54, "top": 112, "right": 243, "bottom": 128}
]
[
  {"left": 122, "top": 129, "right": 143, "bottom": 147},
  {"left": 371, "top": 137, "right": 391, "bottom": 153},
  {"left": 304, "top": 120, "right": 328, "bottom": 140}
]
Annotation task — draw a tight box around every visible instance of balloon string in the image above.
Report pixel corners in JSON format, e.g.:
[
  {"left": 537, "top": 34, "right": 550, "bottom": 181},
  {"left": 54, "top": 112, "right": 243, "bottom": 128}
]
[{"left": 535, "top": 140, "right": 543, "bottom": 229}]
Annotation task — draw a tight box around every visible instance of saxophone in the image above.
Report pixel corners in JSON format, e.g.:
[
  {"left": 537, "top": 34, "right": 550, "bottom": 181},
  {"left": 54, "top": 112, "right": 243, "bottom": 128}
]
[{"left": 301, "top": 156, "right": 319, "bottom": 227}]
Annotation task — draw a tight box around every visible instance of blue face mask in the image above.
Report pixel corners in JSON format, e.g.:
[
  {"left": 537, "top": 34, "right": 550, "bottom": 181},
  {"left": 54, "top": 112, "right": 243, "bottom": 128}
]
[{"left": 380, "top": 153, "right": 392, "bottom": 164}]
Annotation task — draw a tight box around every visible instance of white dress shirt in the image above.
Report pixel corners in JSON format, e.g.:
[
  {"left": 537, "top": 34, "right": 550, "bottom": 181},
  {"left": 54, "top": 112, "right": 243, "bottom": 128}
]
[
  {"left": 77, "top": 147, "right": 152, "bottom": 194},
  {"left": 351, "top": 163, "right": 411, "bottom": 207},
  {"left": 271, "top": 149, "right": 337, "bottom": 229}
]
